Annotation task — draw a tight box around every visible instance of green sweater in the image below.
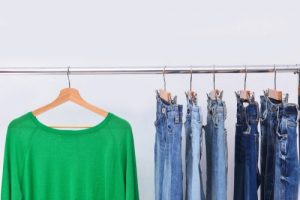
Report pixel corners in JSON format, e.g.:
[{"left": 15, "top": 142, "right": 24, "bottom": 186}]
[{"left": 1, "top": 111, "right": 139, "bottom": 200}]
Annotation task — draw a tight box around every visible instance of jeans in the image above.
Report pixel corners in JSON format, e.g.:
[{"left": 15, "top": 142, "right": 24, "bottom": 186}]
[
  {"left": 184, "top": 95, "right": 205, "bottom": 200},
  {"left": 204, "top": 94, "right": 228, "bottom": 200},
  {"left": 154, "top": 90, "right": 183, "bottom": 200},
  {"left": 233, "top": 94, "right": 260, "bottom": 200},
  {"left": 260, "top": 93, "right": 300, "bottom": 200}
]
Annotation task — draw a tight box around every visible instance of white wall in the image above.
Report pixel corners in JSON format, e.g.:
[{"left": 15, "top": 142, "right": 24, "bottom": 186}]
[{"left": 1, "top": 0, "right": 300, "bottom": 199}]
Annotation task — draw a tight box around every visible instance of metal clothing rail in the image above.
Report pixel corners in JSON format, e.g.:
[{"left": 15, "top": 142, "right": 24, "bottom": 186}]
[
  {"left": 0, "top": 64, "right": 299, "bottom": 75},
  {"left": 1, "top": 64, "right": 300, "bottom": 159}
]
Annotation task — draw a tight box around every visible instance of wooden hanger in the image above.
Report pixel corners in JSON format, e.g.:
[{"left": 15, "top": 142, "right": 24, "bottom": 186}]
[
  {"left": 159, "top": 66, "right": 172, "bottom": 102},
  {"left": 159, "top": 89, "right": 171, "bottom": 102},
  {"left": 267, "top": 65, "right": 282, "bottom": 101},
  {"left": 32, "top": 67, "right": 109, "bottom": 128},
  {"left": 209, "top": 89, "right": 221, "bottom": 100}
]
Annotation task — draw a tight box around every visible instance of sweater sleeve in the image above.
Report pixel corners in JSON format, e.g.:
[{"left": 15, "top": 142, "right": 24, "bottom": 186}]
[
  {"left": 125, "top": 124, "right": 139, "bottom": 200},
  {"left": 1, "top": 123, "right": 23, "bottom": 200}
]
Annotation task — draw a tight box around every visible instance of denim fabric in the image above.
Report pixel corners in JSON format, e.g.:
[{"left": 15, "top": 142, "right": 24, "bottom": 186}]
[
  {"left": 273, "top": 102, "right": 299, "bottom": 200},
  {"left": 184, "top": 94, "right": 205, "bottom": 200},
  {"left": 233, "top": 94, "right": 260, "bottom": 200},
  {"left": 204, "top": 94, "right": 228, "bottom": 200},
  {"left": 154, "top": 90, "right": 183, "bottom": 200},
  {"left": 260, "top": 94, "right": 275, "bottom": 200},
  {"left": 260, "top": 93, "right": 300, "bottom": 200}
]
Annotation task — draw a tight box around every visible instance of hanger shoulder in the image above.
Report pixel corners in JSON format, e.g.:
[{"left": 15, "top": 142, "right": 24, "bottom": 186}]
[
  {"left": 186, "top": 90, "right": 196, "bottom": 98},
  {"left": 32, "top": 87, "right": 108, "bottom": 117},
  {"left": 239, "top": 90, "right": 251, "bottom": 101},
  {"left": 267, "top": 88, "right": 282, "bottom": 101},
  {"left": 32, "top": 93, "right": 70, "bottom": 116},
  {"left": 209, "top": 89, "right": 221, "bottom": 100},
  {"left": 75, "top": 99, "right": 109, "bottom": 117},
  {"left": 159, "top": 89, "right": 171, "bottom": 102}
]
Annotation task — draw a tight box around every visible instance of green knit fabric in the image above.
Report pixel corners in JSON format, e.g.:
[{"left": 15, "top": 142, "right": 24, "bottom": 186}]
[{"left": 1, "top": 111, "right": 139, "bottom": 200}]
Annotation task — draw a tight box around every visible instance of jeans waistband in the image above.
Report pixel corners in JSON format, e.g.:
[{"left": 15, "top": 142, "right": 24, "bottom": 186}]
[
  {"left": 186, "top": 92, "right": 200, "bottom": 111},
  {"left": 156, "top": 91, "right": 183, "bottom": 123},
  {"left": 207, "top": 95, "right": 227, "bottom": 120},
  {"left": 236, "top": 101, "right": 259, "bottom": 125},
  {"left": 260, "top": 94, "right": 299, "bottom": 121}
]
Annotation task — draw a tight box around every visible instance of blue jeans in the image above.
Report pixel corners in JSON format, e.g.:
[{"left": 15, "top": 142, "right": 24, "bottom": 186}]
[
  {"left": 204, "top": 95, "right": 228, "bottom": 200},
  {"left": 154, "top": 91, "right": 183, "bottom": 200},
  {"left": 274, "top": 103, "right": 299, "bottom": 199},
  {"left": 260, "top": 94, "right": 275, "bottom": 200},
  {"left": 184, "top": 95, "right": 205, "bottom": 200},
  {"left": 233, "top": 94, "right": 260, "bottom": 200},
  {"left": 260, "top": 94, "right": 300, "bottom": 200}
]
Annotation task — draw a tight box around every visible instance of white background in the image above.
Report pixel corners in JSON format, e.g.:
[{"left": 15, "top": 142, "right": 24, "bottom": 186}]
[{"left": 1, "top": 0, "right": 300, "bottom": 199}]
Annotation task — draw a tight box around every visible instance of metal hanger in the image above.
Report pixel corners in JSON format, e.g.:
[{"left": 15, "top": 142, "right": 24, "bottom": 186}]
[
  {"left": 158, "top": 66, "right": 172, "bottom": 102},
  {"left": 190, "top": 67, "right": 193, "bottom": 92},
  {"left": 67, "top": 66, "right": 71, "bottom": 88},
  {"left": 209, "top": 65, "right": 221, "bottom": 100},
  {"left": 239, "top": 65, "right": 252, "bottom": 101},
  {"left": 186, "top": 66, "right": 197, "bottom": 103},
  {"left": 267, "top": 64, "right": 282, "bottom": 101},
  {"left": 31, "top": 66, "right": 109, "bottom": 128}
]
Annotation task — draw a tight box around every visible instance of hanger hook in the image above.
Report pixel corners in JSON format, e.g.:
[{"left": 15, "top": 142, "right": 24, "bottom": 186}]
[
  {"left": 213, "top": 65, "right": 216, "bottom": 90},
  {"left": 274, "top": 64, "right": 276, "bottom": 90},
  {"left": 163, "top": 66, "right": 166, "bottom": 91},
  {"left": 190, "top": 66, "right": 193, "bottom": 91},
  {"left": 67, "top": 66, "right": 71, "bottom": 88},
  {"left": 244, "top": 65, "right": 247, "bottom": 90}
]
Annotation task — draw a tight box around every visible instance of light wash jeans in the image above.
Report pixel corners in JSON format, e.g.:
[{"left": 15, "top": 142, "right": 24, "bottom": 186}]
[
  {"left": 184, "top": 94, "right": 205, "bottom": 200},
  {"left": 154, "top": 90, "right": 183, "bottom": 200},
  {"left": 204, "top": 94, "right": 228, "bottom": 200}
]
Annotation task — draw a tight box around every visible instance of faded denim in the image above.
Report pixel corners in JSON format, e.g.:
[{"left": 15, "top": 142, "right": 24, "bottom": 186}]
[
  {"left": 154, "top": 90, "right": 183, "bottom": 200},
  {"left": 204, "top": 93, "right": 228, "bottom": 200},
  {"left": 184, "top": 94, "right": 205, "bottom": 200}
]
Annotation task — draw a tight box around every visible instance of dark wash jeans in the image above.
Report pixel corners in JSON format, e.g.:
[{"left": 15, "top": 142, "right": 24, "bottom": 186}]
[
  {"left": 154, "top": 91, "right": 183, "bottom": 200},
  {"left": 233, "top": 94, "right": 261, "bottom": 200},
  {"left": 260, "top": 94, "right": 300, "bottom": 200}
]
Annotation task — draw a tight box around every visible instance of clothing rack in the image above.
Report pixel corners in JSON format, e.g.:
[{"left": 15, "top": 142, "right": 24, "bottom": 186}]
[
  {"left": 1, "top": 64, "right": 300, "bottom": 160},
  {"left": 0, "top": 65, "right": 299, "bottom": 75}
]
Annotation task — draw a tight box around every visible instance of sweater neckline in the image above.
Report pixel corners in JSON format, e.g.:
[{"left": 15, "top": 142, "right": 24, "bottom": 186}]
[{"left": 27, "top": 111, "right": 113, "bottom": 135}]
